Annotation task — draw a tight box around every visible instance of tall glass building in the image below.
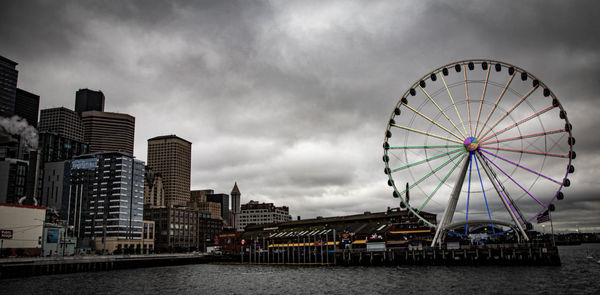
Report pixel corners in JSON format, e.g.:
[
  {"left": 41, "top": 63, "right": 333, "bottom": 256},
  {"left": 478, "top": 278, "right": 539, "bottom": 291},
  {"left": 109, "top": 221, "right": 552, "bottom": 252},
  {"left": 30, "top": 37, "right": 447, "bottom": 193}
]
[{"left": 67, "top": 152, "right": 145, "bottom": 240}]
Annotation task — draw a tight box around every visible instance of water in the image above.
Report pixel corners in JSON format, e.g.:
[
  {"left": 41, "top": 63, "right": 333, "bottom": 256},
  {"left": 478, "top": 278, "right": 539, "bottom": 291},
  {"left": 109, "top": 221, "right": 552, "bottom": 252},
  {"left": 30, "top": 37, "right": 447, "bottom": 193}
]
[{"left": 4, "top": 244, "right": 600, "bottom": 294}]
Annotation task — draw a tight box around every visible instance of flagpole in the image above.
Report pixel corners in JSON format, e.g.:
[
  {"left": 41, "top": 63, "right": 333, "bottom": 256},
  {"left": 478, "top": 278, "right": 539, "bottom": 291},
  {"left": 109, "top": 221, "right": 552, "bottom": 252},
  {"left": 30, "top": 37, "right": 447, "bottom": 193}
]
[{"left": 549, "top": 210, "right": 555, "bottom": 247}]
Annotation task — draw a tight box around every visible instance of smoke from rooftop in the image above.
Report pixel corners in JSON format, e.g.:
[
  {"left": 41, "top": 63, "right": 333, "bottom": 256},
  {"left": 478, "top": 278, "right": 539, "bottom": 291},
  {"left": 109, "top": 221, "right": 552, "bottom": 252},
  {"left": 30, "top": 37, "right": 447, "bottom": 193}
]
[{"left": 0, "top": 115, "right": 39, "bottom": 149}]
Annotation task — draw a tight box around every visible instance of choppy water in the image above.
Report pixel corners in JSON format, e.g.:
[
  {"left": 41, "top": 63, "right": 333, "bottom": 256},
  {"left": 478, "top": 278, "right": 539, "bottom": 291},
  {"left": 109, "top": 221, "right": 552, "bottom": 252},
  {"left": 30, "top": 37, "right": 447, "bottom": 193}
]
[{"left": 4, "top": 244, "right": 600, "bottom": 294}]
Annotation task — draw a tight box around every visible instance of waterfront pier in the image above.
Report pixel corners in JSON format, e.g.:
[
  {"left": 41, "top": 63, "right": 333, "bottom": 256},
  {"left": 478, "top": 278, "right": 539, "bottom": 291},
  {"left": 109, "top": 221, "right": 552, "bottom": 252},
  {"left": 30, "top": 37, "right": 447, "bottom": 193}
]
[{"left": 239, "top": 244, "right": 560, "bottom": 267}]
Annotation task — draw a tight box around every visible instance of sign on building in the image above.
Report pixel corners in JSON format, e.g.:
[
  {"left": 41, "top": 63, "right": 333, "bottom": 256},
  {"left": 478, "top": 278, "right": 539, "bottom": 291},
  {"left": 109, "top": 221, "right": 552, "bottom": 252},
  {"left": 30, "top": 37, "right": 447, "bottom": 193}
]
[{"left": 1, "top": 229, "right": 13, "bottom": 239}]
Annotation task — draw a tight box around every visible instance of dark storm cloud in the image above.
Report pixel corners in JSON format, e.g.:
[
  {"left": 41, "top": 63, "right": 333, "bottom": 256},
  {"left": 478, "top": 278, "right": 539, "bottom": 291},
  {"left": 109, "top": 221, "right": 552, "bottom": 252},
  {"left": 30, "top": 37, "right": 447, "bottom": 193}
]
[{"left": 1, "top": 0, "right": 598, "bottom": 229}]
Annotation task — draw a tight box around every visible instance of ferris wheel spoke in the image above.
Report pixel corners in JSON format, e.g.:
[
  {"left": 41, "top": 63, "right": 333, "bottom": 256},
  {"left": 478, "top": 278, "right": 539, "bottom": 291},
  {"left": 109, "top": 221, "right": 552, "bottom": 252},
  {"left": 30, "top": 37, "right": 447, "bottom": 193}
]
[
  {"left": 476, "top": 72, "right": 516, "bottom": 139},
  {"left": 477, "top": 151, "right": 545, "bottom": 206},
  {"left": 391, "top": 124, "right": 464, "bottom": 144},
  {"left": 480, "top": 105, "right": 556, "bottom": 143},
  {"left": 479, "top": 85, "right": 539, "bottom": 140},
  {"left": 473, "top": 149, "right": 495, "bottom": 233},
  {"left": 475, "top": 153, "right": 529, "bottom": 237},
  {"left": 473, "top": 67, "right": 491, "bottom": 136},
  {"left": 464, "top": 65, "right": 473, "bottom": 136},
  {"left": 397, "top": 151, "right": 467, "bottom": 196},
  {"left": 402, "top": 102, "right": 463, "bottom": 140},
  {"left": 478, "top": 149, "right": 562, "bottom": 185},
  {"left": 478, "top": 145, "right": 569, "bottom": 158},
  {"left": 416, "top": 153, "right": 466, "bottom": 213},
  {"left": 480, "top": 128, "right": 567, "bottom": 145},
  {"left": 388, "top": 144, "right": 463, "bottom": 150},
  {"left": 391, "top": 148, "right": 463, "bottom": 172},
  {"left": 418, "top": 86, "right": 466, "bottom": 139},
  {"left": 440, "top": 74, "right": 468, "bottom": 137}
]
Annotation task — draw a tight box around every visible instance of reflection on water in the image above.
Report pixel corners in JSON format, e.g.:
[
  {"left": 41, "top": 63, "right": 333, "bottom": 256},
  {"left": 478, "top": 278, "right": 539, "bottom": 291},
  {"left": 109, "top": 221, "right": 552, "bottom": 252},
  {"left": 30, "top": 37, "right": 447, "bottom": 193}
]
[{"left": 4, "top": 244, "right": 600, "bottom": 294}]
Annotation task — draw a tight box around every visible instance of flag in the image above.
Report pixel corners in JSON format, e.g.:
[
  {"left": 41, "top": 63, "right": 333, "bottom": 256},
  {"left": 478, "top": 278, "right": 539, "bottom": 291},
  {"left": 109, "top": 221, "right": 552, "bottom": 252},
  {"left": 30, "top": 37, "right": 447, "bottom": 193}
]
[{"left": 537, "top": 209, "right": 550, "bottom": 223}]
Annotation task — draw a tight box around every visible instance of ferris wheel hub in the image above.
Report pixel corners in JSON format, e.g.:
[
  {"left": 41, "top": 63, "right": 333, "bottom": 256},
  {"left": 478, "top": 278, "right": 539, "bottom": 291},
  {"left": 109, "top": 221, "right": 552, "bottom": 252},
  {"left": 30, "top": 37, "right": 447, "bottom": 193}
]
[{"left": 463, "top": 137, "right": 479, "bottom": 151}]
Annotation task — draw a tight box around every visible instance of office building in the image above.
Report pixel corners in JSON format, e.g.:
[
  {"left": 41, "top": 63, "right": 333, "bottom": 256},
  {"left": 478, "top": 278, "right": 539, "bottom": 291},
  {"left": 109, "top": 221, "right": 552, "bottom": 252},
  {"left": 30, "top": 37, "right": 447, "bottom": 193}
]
[
  {"left": 97, "top": 220, "right": 155, "bottom": 254},
  {"left": 144, "top": 166, "right": 165, "bottom": 208},
  {"left": 75, "top": 88, "right": 105, "bottom": 115},
  {"left": 238, "top": 201, "right": 292, "bottom": 230},
  {"left": 81, "top": 111, "right": 135, "bottom": 155},
  {"left": 39, "top": 161, "right": 68, "bottom": 210},
  {"left": 144, "top": 206, "right": 222, "bottom": 252},
  {"left": 230, "top": 183, "right": 241, "bottom": 230},
  {"left": 39, "top": 107, "right": 84, "bottom": 142},
  {"left": 147, "top": 135, "right": 191, "bottom": 206},
  {"left": 35, "top": 132, "right": 88, "bottom": 208},
  {"left": 0, "top": 158, "right": 28, "bottom": 204},
  {"left": 0, "top": 56, "right": 18, "bottom": 118},
  {"left": 66, "top": 152, "right": 145, "bottom": 241},
  {"left": 190, "top": 190, "right": 222, "bottom": 220},
  {"left": 37, "top": 131, "right": 89, "bottom": 163},
  {"left": 14, "top": 88, "right": 40, "bottom": 127},
  {"left": 206, "top": 192, "right": 230, "bottom": 224}
]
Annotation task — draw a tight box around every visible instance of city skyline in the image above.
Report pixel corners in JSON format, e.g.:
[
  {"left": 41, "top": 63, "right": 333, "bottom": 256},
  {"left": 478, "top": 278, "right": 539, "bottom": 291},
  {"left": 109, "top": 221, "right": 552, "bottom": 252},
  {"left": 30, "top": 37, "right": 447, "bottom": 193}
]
[{"left": 1, "top": 0, "right": 599, "bottom": 231}]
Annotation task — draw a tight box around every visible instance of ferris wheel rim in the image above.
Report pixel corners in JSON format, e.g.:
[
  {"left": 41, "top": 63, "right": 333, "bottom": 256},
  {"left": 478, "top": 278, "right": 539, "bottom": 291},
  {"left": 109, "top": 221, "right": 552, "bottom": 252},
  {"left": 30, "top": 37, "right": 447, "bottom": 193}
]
[{"left": 383, "top": 58, "right": 575, "bottom": 233}]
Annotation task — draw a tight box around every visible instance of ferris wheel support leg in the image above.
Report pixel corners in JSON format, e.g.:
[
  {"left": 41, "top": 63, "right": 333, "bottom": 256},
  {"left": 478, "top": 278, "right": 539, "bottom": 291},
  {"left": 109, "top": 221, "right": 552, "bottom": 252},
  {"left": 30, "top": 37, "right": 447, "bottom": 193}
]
[
  {"left": 475, "top": 152, "right": 529, "bottom": 242},
  {"left": 431, "top": 156, "right": 471, "bottom": 248}
]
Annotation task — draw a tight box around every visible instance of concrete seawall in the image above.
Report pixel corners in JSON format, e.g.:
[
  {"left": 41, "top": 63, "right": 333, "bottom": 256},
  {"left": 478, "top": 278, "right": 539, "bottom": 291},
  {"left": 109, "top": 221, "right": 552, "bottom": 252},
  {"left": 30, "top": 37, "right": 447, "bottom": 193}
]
[{"left": 0, "top": 253, "right": 236, "bottom": 279}]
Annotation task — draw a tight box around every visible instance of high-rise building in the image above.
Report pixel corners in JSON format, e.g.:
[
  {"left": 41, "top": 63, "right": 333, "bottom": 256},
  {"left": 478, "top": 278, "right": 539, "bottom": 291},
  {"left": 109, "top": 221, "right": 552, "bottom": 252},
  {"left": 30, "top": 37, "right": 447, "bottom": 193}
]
[
  {"left": 34, "top": 131, "right": 89, "bottom": 208},
  {"left": 14, "top": 88, "right": 40, "bottom": 127},
  {"left": 39, "top": 107, "right": 84, "bottom": 142},
  {"left": 81, "top": 111, "right": 135, "bottom": 155},
  {"left": 206, "top": 192, "right": 229, "bottom": 224},
  {"left": 190, "top": 190, "right": 222, "bottom": 220},
  {"left": 40, "top": 161, "right": 68, "bottom": 210},
  {"left": 144, "top": 166, "right": 165, "bottom": 208},
  {"left": 0, "top": 158, "right": 28, "bottom": 204},
  {"left": 230, "top": 182, "right": 241, "bottom": 230},
  {"left": 0, "top": 56, "right": 18, "bottom": 118},
  {"left": 238, "top": 200, "right": 291, "bottom": 231},
  {"left": 37, "top": 131, "right": 89, "bottom": 163},
  {"left": 67, "top": 152, "right": 145, "bottom": 240},
  {"left": 75, "top": 88, "right": 105, "bottom": 115},
  {"left": 147, "top": 135, "right": 191, "bottom": 206}
]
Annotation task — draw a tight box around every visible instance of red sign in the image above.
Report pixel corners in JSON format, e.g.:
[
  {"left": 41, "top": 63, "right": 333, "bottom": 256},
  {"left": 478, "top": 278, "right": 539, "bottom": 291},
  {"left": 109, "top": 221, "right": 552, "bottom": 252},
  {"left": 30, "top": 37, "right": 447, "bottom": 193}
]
[{"left": 0, "top": 229, "right": 13, "bottom": 239}]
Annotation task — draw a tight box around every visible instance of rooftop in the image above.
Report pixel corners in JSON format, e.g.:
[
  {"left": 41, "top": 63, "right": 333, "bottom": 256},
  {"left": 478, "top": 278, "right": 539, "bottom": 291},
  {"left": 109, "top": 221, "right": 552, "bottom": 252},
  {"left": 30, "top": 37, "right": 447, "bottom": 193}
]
[{"left": 148, "top": 134, "right": 192, "bottom": 145}]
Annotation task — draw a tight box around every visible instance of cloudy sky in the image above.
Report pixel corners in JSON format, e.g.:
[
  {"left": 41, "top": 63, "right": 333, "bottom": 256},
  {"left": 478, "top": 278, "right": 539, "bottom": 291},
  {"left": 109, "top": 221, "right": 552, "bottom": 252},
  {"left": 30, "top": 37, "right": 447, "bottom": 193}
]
[{"left": 1, "top": 0, "right": 598, "bottom": 231}]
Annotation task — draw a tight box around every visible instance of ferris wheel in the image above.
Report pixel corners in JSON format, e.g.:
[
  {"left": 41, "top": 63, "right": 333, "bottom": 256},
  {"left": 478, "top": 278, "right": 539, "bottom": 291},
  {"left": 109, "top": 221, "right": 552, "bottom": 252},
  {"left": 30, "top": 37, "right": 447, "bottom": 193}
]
[{"left": 382, "top": 59, "right": 575, "bottom": 246}]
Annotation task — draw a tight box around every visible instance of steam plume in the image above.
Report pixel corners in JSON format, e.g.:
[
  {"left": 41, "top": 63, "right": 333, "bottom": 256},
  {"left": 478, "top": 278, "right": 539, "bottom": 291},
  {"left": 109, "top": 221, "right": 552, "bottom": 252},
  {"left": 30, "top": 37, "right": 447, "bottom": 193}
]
[{"left": 0, "top": 115, "right": 39, "bottom": 149}]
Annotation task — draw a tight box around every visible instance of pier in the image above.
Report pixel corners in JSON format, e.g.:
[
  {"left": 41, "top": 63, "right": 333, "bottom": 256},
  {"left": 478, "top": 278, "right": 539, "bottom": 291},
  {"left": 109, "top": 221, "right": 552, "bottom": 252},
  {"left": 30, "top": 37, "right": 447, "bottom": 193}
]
[
  {"left": 239, "top": 244, "right": 561, "bottom": 266},
  {"left": 0, "top": 243, "right": 560, "bottom": 279}
]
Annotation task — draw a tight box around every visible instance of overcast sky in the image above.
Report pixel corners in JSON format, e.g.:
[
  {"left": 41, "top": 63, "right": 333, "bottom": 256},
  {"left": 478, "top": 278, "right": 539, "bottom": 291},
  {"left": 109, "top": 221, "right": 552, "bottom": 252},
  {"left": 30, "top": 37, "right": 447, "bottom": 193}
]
[{"left": 1, "top": 0, "right": 598, "bottom": 232}]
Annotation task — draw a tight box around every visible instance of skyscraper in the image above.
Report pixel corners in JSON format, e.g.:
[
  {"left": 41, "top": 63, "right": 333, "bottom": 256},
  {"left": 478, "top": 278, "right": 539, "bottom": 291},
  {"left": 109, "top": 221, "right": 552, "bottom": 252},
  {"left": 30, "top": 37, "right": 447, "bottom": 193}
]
[
  {"left": 67, "top": 152, "right": 145, "bottom": 240},
  {"left": 14, "top": 88, "right": 40, "bottom": 127},
  {"left": 39, "top": 107, "right": 84, "bottom": 142},
  {"left": 230, "top": 182, "right": 241, "bottom": 229},
  {"left": 81, "top": 110, "right": 135, "bottom": 155},
  {"left": 0, "top": 56, "right": 18, "bottom": 118},
  {"left": 75, "top": 88, "right": 105, "bottom": 115},
  {"left": 147, "top": 135, "right": 191, "bottom": 206}
]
